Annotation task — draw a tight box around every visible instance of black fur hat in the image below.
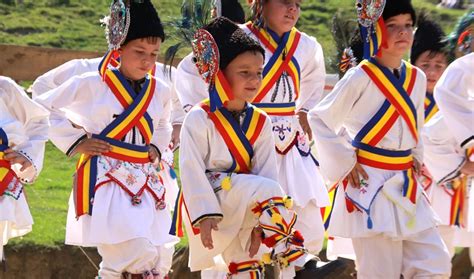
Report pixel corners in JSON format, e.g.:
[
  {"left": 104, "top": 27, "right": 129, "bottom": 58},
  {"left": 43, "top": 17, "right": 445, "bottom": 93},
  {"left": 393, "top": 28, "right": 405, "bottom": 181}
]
[
  {"left": 411, "top": 13, "right": 447, "bottom": 64},
  {"left": 203, "top": 17, "right": 265, "bottom": 70},
  {"left": 124, "top": 0, "right": 165, "bottom": 44},
  {"left": 382, "top": 0, "right": 416, "bottom": 24},
  {"left": 221, "top": 0, "right": 246, "bottom": 24}
]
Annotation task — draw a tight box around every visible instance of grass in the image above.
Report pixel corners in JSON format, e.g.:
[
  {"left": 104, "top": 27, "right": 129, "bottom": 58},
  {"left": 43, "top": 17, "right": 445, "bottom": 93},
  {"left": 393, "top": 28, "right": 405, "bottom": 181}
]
[{"left": 0, "top": 0, "right": 468, "bottom": 72}]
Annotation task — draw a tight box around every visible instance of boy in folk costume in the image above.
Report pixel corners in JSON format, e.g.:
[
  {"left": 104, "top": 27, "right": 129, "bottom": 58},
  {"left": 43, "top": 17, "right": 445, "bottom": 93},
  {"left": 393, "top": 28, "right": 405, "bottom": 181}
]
[
  {"left": 309, "top": 0, "right": 451, "bottom": 278},
  {"left": 35, "top": 1, "right": 178, "bottom": 278},
  {"left": 178, "top": 17, "right": 321, "bottom": 278},
  {"left": 0, "top": 77, "right": 49, "bottom": 266},
  {"left": 410, "top": 13, "right": 449, "bottom": 124},
  {"left": 238, "top": 0, "right": 331, "bottom": 258},
  {"left": 31, "top": 45, "right": 183, "bottom": 277},
  {"left": 423, "top": 53, "right": 474, "bottom": 279}
]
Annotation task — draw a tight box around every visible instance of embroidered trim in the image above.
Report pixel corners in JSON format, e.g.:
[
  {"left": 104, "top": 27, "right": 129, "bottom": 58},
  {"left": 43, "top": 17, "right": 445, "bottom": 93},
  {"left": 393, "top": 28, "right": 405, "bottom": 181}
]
[
  {"left": 66, "top": 134, "right": 88, "bottom": 157},
  {"left": 191, "top": 213, "right": 224, "bottom": 227}
]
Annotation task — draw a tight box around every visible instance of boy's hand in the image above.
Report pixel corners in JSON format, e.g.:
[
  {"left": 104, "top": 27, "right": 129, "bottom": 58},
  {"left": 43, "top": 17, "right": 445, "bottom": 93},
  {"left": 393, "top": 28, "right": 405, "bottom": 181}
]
[
  {"left": 413, "top": 159, "right": 422, "bottom": 175},
  {"left": 3, "top": 148, "right": 32, "bottom": 171},
  {"left": 170, "top": 124, "right": 181, "bottom": 150},
  {"left": 297, "top": 111, "right": 313, "bottom": 141},
  {"left": 346, "top": 162, "right": 369, "bottom": 189},
  {"left": 200, "top": 218, "right": 219, "bottom": 249},
  {"left": 249, "top": 226, "right": 263, "bottom": 258},
  {"left": 149, "top": 146, "right": 160, "bottom": 163},
  {"left": 74, "top": 138, "right": 112, "bottom": 156},
  {"left": 461, "top": 161, "right": 474, "bottom": 176}
]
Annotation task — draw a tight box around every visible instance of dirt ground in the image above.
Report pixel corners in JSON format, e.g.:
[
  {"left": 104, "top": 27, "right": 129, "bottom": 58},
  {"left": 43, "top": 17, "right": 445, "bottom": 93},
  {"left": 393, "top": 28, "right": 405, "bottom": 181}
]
[{"left": 0, "top": 246, "right": 471, "bottom": 278}]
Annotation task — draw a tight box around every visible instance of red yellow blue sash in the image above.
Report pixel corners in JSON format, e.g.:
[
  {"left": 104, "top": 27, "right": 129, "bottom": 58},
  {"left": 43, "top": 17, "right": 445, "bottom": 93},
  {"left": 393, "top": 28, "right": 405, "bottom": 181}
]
[
  {"left": 355, "top": 59, "right": 419, "bottom": 203},
  {"left": 253, "top": 102, "right": 295, "bottom": 116},
  {"left": 424, "top": 94, "right": 438, "bottom": 123},
  {"left": 208, "top": 71, "right": 235, "bottom": 112},
  {"left": 74, "top": 68, "right": 155, "bottom": 217},
  {"left": 358, "top": 58, "right": 418, "bottom": 144},
  {"left": 228, "top": 260, "right": 263, "bottom": 278},
  {"left": 201, "top": 100, "right": 267, "bottom": 173},
  {"left": 246, "top": 22, "right": 301, "bottom": 103},
  {"left": 449, "top": 177, "right": 467, "bottom": 227},
  {"left": 0, "top": 128, "right": 16, "bottom": 196}
]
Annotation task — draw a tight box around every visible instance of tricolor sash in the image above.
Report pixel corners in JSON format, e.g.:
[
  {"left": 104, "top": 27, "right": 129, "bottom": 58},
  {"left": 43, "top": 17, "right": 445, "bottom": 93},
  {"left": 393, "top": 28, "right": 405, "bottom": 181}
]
[
  {"left": 246, "top": 22, "right": 301, "bottom": 103},
  {"left": 208, "top": 71, "right": 235, "bottom": 112},
  {"left": 424, "top": 93, "right": 438, "bottom": 123},
  {"left": 74, "top": 68, "right": 155, "bottom": 217},
  {"left": 253, "top": 102, "right": 295, "bottom": 116},
  {"left": 0, "top": 128, "right": 16, "bottom": 196},
  {"left": 448, "top": 176, "right": 467, "bottom": 227},
  {"left": 201, "top": 100, "right": 267, "bottom": 173},
  {"left": 170, "top": 100, "right": 268, "bottom": 237},
  {"left": 354, "top": 58, "right": 419, "bottom": 204}
]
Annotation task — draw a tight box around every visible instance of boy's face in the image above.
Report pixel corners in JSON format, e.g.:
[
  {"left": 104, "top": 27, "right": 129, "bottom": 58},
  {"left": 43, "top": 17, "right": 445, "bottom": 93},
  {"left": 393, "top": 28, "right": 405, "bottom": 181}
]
[
  {"left": 118, "top": 38, "right": 161, "bottom": 80},
  {"left": 414, "top": 51, "right": 448, "bottom": 93},
  {"left": 223, "top": 51, "right": 264, "bottom": 103},
  {"left": 384, "top": 14, "right": 414, "bottom": 58},
  {"left": 263, "top": 0, "right": 301, "bottom": 35}
]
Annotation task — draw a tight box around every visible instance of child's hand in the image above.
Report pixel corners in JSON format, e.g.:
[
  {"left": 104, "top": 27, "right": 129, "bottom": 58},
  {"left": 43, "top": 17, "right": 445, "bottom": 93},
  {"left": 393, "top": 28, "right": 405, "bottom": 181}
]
[
  {"left": 3, "top": 148, "right": 32, "bottom": 171},
  {"left": 170, "top": 124, "right": 181, "bottom": 150},
  {"left": 297, "top": 111, "right": 313, "bottom": 141},
  {"left": 413, "top": 159, "right": 422, "bottom": 175},
  {"left": 461, "top": 161, "right": 474, "bottom": 176},
  {"left": 249, "top": 226, "right": 263, "bottom": 258},
  {"left": 149, "top": 146, "right": 160, "bottom": 163},
  {"left": 200, "top": 218, "right": 219, "bottom": 249},
  {"left": 74, "top": 138, "right": 112, "bottom": 156},
  {"left": 346, "top": 162, "right": 369, "bottom": 189}
]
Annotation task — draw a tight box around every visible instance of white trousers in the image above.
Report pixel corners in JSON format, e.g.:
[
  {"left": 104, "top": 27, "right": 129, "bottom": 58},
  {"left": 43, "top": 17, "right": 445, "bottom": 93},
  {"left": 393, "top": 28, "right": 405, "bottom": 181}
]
[
  {"left": 97, "top": 237, "right": 174, "bottom": 279},
  {"left": 293, "top": 203, "right": 324, "bottom": 255},
  {"left": 352, "top": 228, "right": 451, "bottom": 279}
]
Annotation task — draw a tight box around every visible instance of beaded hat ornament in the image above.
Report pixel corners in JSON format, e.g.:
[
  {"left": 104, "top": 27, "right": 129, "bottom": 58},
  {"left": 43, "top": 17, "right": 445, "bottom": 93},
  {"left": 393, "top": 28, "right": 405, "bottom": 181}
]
[
  {"left": 191, "top": 29, "right": 220, "bottom": 84},
  {"left": 356, "top": 0, "right": 387, "bottom": 59},
  {"left": 103, "top": 0, "right": 131, "bottom": 50}
]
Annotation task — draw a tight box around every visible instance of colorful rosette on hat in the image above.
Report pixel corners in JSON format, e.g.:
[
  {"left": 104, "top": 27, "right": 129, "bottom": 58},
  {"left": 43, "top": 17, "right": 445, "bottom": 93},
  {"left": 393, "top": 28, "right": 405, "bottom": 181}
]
[
  {"left": 191, "top": 29, "right": 220, "bottom": 84},
  {"left": 356, "top": 0, "right": 387, "bottom": 59}
]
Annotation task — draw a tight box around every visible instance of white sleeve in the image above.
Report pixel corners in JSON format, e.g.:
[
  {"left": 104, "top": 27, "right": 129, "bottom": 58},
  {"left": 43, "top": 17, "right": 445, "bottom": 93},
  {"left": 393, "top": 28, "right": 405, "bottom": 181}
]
[
  {"left": 434, "top": 55, "right": 474, "bottom": 149},
  {"left": 251, "top": 117, "right": 279, "bottom": 181},
  {"left": 34, "top": 74, "right": 89, "bottom": 155},
  {"left": 179, "top": 109, "right": 223, "bottom": 225},
  {"left": 308, "top": 68, "right": 365, "bottom": 183},
  {"left": 422, "top": 114, "right": 465, "bottom": 183},
  {"left": 151, "top": 83, "right": 172, "bottom": 153},
  {"left": 169, "top": 67, "right": 186, "bottom": 125},
  {"left": 31, "top": 58, "right": 98, "bottom": 98},
  {"left": 412, "top": 70, "right": 427, "bottom": 164},
  {"left": 174, "top": 53, "right": 209, "bottom": 111},
  {"left": 0, "top": 77, "right": 49, "bottom": 182},
  {"left": 296, "top": 37, "right": 326, "bottom": 112}
]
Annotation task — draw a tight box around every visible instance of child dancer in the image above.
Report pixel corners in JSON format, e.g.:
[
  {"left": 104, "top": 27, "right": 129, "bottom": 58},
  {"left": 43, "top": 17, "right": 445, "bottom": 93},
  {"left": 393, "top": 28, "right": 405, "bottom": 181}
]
[
  {"left": 309, "top": 0, "right": 451, "bottom": 277},
  {"left": 36, "top": 1, "right": 178, "bottom": 278},
  {"left": 0, "top": 76, "right": 49, "bottom": 266},
  {"left": 179, "top": 17, "right": 319, "bottom": 278},
  {"left": 423, "top": 52, "right": 474, "bottom": 279}
]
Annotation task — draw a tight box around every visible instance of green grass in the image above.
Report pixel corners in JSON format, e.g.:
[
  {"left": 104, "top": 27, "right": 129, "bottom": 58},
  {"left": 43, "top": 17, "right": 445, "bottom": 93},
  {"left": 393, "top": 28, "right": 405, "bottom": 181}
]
[{"left": 0, "top": 0, "right": 467, "bottom": 72}]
